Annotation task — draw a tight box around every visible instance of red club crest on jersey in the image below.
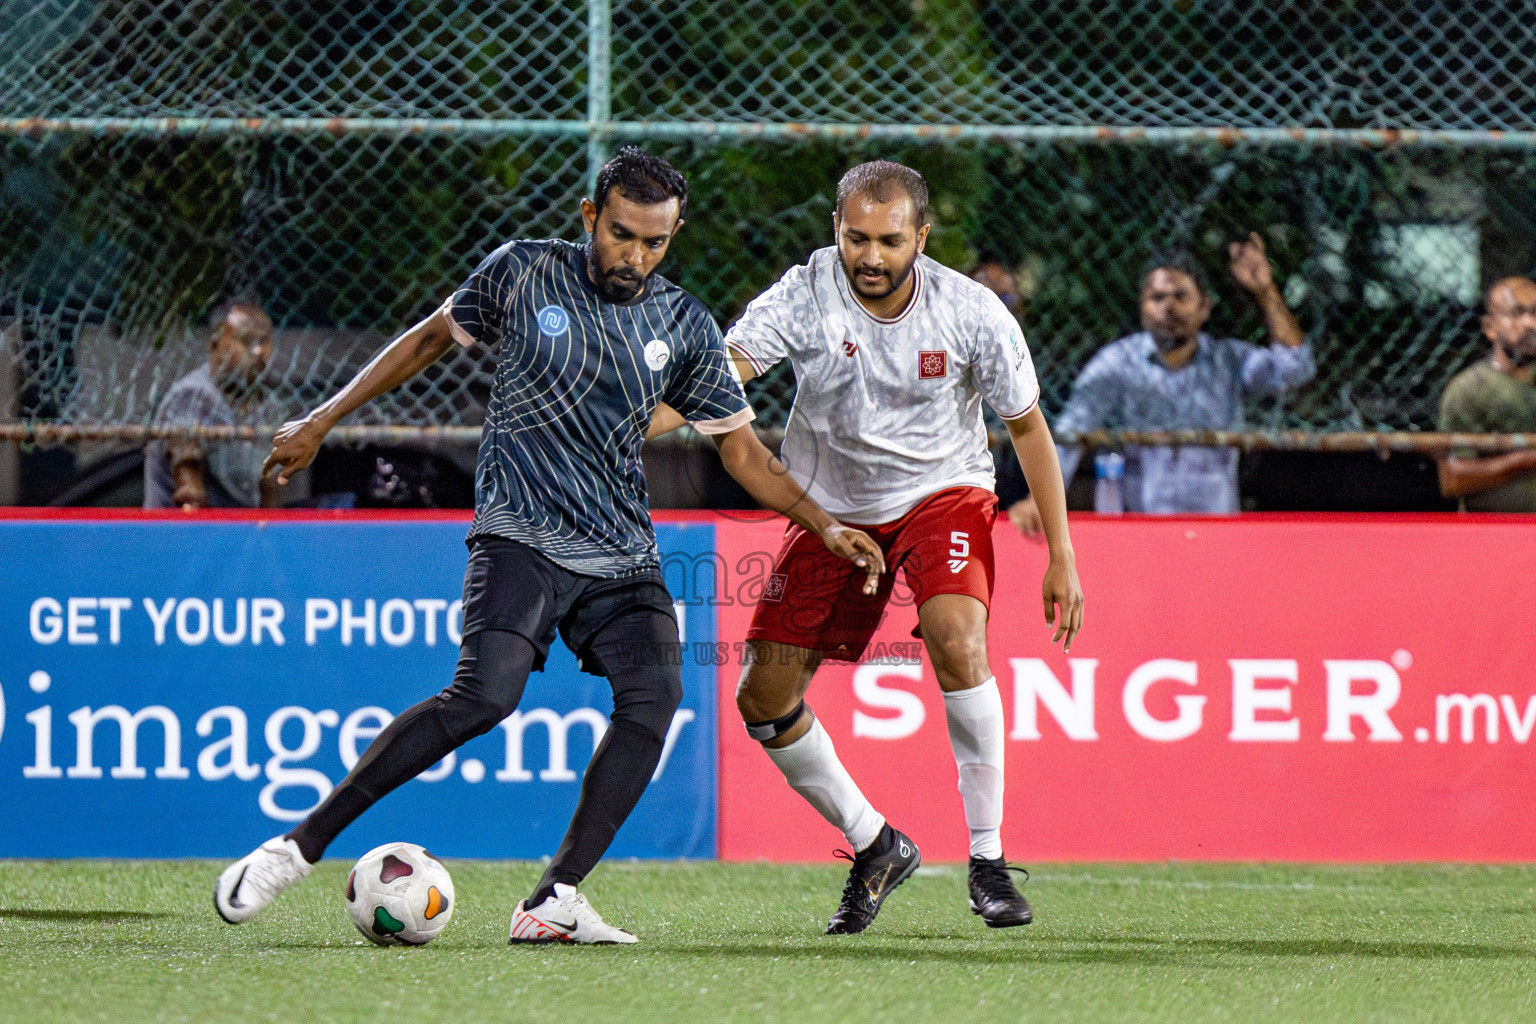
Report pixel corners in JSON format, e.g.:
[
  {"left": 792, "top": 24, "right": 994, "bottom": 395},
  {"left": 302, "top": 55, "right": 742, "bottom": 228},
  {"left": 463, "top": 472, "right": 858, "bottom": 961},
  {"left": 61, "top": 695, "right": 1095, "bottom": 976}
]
[
  {"left": 918, "top": 350, "right": 947, "bottom": 379},
  {"left": 763, "top": 573, "right": 788, "bottom": 602},
  {"left": 843, "top": 339, "right": 858, "bottom": 357}
]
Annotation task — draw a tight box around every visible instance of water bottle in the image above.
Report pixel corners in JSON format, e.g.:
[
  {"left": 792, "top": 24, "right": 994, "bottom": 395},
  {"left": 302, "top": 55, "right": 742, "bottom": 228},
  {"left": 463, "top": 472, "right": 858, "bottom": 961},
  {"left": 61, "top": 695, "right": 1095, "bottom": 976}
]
[{"left": 1094, "top": 451, "right": 1125, "bottom": 515}]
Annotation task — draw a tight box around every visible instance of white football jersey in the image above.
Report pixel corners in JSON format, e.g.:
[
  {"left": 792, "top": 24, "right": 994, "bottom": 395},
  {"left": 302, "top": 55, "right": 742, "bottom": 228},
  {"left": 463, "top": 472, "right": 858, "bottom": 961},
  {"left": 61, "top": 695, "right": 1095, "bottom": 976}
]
[{"left": 727, "top": 246, "right": 1040, "bottom": 524}]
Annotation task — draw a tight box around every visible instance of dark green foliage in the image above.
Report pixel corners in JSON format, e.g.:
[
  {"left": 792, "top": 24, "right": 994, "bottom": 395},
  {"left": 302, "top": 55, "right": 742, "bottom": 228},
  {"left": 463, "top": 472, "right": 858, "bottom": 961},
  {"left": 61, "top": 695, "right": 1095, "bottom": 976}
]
[{"left": 1, "top": 1, "right": 1530, "bottom": 430}]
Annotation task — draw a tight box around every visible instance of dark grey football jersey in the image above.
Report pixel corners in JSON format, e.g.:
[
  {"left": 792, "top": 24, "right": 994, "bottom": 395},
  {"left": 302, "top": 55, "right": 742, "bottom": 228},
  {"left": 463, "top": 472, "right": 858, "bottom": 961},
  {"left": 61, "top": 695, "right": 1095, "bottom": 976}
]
[{"left": 447, "top": 239, "right": 751, "bottom": 577}]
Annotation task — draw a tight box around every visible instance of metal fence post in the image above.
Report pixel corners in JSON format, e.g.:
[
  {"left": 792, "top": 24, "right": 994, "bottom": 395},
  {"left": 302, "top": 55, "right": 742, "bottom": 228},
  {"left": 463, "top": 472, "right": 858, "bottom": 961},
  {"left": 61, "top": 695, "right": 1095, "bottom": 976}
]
[
  {"left": 4, "top": 2, "right": 1534, "bottom": 444},
  {"left": 586, "top": 0, "right": 612, "bottom": 198}
]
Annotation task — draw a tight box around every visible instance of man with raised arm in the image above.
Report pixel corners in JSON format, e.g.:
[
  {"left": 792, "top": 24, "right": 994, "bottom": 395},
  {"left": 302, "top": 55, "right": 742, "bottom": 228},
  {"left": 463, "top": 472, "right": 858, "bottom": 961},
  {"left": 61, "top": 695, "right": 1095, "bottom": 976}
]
[
  {"left": 1009, "top": 241, "right": 1312, "bottom": 526},
  {"left": 214, "top": 148, "right": 884, "bottom": 945},
  {"left": 652, "top": 161, "right": 1083, "bottom": 934}
]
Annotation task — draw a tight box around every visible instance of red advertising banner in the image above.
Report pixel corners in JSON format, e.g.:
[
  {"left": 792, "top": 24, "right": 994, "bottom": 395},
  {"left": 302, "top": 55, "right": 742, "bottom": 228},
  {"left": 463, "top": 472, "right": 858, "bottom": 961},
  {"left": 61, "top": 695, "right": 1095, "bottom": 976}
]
[{"left": 713, "top": 514, "right": 1536, "bottom": 862}]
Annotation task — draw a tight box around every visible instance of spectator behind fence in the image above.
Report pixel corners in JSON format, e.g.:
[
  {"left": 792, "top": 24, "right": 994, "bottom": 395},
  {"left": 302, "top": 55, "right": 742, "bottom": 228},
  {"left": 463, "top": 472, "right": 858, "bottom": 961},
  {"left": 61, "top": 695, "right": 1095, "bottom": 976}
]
[
  {"left": 1009, "top": 234, "right": 1313, "bottom": 533},
  {"left": 968, "top": 258, "right": 1034, "bottom": 519},
  {"left": 143, "top": 302, "right": 279, "bottom": 510},
  {"left": 1437, "top": 277, "right": 1536, "bottom": 512},
  {"left": 970, "top": 255, "right": 1022, "bottom": 316}
]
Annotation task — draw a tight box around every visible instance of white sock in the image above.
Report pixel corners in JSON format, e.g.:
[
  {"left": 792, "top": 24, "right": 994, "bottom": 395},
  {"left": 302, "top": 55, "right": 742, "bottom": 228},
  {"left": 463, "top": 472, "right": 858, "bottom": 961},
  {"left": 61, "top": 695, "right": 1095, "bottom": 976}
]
[
  {"left": 944, "top": 678, "right": 1005, "bottom": 861},
  {"left": 764, "top": 717, "right": 886, "bottom": 852}
]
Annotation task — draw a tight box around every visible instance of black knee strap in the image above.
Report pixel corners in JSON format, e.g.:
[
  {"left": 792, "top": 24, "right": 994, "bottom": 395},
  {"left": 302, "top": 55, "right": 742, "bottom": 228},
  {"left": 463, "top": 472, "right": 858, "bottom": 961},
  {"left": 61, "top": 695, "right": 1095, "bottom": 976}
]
[{"left": 744, "top": 701, "right": 807, "bottom": 742}]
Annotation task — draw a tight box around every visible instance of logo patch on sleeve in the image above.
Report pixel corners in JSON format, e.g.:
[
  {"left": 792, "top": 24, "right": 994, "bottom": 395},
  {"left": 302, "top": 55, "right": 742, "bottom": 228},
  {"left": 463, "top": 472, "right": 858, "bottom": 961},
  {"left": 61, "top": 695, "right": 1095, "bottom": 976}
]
[
  {"left": 918, "top": 350, "right": 948, "bottom": 379},
  {"left": 763, "top": 573, "right": 788, "bottom": 602}
]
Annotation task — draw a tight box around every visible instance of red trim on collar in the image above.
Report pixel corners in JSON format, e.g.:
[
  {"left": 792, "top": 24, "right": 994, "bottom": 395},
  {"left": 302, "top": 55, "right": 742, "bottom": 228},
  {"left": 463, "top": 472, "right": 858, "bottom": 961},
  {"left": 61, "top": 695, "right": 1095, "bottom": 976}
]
[{"left": 852, "top": 261, "right": 923, "bottom": 326}]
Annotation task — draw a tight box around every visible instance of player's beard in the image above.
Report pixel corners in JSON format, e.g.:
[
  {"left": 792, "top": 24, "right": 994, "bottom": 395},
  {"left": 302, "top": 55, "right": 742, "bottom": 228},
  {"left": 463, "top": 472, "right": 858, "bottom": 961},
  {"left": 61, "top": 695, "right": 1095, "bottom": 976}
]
[
  {"left": 1149, "top": 326, "right": 1193, "bottom": 353},
  {"left": 1498, "top": 330, "right": 1536, "bottom": 369},
  {"left": 213, "top": 353, "right": 268, "bottom": 395},
  {"left": 585, "top": 243, "right": 647, "bottom": 303},
  {"left": 839, "top": 249, "right": 916, "bottom": 301}
]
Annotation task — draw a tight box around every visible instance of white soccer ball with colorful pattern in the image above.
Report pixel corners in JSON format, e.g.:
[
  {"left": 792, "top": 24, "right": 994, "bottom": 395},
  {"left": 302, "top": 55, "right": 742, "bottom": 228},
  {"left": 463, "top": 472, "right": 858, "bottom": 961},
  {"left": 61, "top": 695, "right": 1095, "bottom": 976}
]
[{"left": 345, "top": 842, "right": 455, "bottom": 946}]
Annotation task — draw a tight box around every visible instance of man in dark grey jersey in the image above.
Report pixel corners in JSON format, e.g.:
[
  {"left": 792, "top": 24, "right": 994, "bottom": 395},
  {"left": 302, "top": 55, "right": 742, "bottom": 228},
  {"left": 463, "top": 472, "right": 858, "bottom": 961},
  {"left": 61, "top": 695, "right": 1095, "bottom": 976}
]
[{"left": 214, "top": 148, "right": 884, "bottom": 944}]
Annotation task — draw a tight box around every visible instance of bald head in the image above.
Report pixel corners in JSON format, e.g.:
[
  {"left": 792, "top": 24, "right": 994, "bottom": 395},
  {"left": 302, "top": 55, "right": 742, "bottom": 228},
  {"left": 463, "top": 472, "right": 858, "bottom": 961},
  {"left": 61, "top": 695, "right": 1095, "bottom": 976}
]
[
  {"left": 209, "top": 302, "right": 274, "bottom": 388},
  {"left": 1486, "top": 276, "right": 1536, "bottom": 312},
  {"left": 1483, "top": 277, "right": 1536, "bottom": 370}
]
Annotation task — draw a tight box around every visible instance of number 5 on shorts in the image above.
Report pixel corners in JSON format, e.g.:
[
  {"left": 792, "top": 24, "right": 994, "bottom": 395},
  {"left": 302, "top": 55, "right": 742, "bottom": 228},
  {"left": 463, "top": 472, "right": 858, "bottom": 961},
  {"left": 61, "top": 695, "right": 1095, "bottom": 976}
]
[{"left": 948, "top": 531, "right": 971, "bottom": 574}]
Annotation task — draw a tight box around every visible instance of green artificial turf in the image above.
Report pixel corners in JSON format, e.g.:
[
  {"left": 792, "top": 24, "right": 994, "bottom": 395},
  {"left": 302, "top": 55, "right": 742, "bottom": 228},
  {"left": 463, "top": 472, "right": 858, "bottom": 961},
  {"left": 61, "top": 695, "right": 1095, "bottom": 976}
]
[{"left": 2, "top": 859, "right": 1534, "bottom": 1023}]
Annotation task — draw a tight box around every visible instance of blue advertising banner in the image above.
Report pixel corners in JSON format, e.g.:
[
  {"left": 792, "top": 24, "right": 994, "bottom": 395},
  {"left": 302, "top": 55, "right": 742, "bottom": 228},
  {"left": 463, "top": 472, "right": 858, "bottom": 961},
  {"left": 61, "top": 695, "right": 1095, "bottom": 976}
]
[{"left": 0, "top": 517, "right": 718, "bottom": 859}]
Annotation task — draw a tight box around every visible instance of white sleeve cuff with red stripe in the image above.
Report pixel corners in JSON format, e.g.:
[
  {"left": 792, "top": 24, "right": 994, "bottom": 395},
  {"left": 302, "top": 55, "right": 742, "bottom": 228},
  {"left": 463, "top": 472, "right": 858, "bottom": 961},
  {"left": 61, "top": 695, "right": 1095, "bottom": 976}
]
[
  {"left": 997, "top": 386, "right": 1042, "bottom": 422},
  {"left": 689, "top": 406, "right": 756, "bottom": 435}
]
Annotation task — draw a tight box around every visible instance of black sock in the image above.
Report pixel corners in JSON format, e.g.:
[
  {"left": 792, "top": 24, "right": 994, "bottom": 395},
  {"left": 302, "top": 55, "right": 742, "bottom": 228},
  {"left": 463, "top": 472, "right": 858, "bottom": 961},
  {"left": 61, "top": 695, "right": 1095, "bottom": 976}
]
[
  {"left": 288, "top": 630, "right": 535, "bottom": 863},
  {"left": 286, "top": 698, "right": 456, "bottom": 863},
  {"left": 859, "top": 823, "right": 896, "bottom": 859},
  {"left": 528, "top": 718, "right": 663, "bottom": 904},
  {"left": 528, "top": 621, "right": 681, "bottom": 905}
]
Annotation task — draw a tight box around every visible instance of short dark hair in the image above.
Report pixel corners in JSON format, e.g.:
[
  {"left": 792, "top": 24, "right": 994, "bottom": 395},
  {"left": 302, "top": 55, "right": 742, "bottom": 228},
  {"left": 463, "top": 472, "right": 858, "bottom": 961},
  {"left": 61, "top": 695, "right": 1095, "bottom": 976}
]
[
  {"left": 591, "top": 146, "right": 688, "bottom": 222},
  {"left": 1139, "top": 252, "right": 1213, "bottom": 300},
  {"left": 836, "top": 160, "right": 929, "bottom": 226}
]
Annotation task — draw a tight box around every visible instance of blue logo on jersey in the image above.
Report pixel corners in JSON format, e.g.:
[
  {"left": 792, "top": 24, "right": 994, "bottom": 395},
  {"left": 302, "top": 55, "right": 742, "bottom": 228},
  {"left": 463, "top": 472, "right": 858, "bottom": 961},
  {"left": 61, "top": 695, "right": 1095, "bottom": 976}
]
[{"left": 536, "top": 305, "right": 570, "bottom": 337}]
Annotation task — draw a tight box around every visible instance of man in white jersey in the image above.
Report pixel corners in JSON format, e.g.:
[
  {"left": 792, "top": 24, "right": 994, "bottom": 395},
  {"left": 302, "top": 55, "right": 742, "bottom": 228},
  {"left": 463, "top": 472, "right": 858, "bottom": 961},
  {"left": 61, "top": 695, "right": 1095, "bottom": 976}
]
[{"left": 651, "top": 161, "right": 1083, "bottom": 934}]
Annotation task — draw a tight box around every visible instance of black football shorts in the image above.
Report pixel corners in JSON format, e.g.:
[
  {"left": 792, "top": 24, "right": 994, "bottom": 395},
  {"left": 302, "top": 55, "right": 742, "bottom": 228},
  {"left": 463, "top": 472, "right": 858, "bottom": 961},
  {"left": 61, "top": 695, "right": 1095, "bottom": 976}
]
[{"left": 458, "top": 535, "right": 679, "bottom": 676}]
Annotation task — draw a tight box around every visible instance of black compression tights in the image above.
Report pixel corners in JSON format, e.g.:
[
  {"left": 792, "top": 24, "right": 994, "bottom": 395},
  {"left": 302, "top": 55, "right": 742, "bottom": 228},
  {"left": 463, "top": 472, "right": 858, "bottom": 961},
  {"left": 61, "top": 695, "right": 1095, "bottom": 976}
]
[{"left": 287, "top": 621, "right": 683, "bottom": 905}]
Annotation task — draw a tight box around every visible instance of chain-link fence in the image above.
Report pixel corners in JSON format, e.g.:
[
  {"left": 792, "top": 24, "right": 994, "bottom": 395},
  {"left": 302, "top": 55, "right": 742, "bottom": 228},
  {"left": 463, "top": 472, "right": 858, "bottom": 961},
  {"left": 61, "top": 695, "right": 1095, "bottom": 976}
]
[{"left": 4, "top": 1, "right": 1536, "bottom": 448}]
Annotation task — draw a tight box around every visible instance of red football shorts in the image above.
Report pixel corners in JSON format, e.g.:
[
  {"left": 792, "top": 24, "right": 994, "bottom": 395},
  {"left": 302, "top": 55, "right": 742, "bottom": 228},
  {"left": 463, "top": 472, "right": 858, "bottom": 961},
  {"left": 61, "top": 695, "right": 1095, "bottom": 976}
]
[{"left": 745, "top": 486, "right": 998, "bottom": 662}]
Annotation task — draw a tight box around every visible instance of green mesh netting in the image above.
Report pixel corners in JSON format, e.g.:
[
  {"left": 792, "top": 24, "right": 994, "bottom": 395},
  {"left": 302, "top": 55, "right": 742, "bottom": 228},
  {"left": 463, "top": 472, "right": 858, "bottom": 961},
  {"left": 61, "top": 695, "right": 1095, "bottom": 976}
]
[{"left": 3, "top": 1, "right": 1532, "bottom": 435}]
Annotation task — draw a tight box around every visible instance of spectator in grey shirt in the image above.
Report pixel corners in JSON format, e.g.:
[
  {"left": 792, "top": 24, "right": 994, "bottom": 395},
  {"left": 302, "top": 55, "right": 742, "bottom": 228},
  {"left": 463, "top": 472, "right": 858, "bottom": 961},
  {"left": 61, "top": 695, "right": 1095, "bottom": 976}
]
[
  {"left": 143, "top": 302, "right": 279, "bottom": 509},
  {"left": 1011, "top": 234, "right": 1313, "bottom": 531}
]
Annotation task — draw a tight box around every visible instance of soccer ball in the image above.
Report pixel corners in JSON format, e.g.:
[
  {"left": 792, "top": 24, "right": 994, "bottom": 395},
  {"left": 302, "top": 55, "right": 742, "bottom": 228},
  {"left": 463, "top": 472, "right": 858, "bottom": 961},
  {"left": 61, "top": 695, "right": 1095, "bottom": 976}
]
[{"left": 345, "top": 842, "right": 455, "bottom": 946}]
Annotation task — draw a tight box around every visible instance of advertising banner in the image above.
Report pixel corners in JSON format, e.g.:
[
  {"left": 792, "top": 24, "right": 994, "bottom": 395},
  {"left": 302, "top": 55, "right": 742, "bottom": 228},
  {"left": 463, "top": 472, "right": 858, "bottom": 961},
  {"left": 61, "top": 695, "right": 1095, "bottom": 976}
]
[
  {"left": 0, "top": 514, "right": 719, "bottom": 859},
  {"left": 715, "top": 514, "right": 1536, "bottom": 863}
]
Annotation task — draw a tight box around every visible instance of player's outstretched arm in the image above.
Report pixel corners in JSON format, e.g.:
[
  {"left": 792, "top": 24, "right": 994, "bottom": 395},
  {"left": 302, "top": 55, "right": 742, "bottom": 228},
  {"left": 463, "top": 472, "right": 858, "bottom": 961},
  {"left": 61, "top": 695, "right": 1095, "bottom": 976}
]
[
  {"left": 1006, "top": 406, "right": 1084, "bottom": 650},
  {"left": 263, "top": 306, "right": 457, "bottom": 484},
  {"left": 710, "top": 423, "right": 885, "bottom": 595}
]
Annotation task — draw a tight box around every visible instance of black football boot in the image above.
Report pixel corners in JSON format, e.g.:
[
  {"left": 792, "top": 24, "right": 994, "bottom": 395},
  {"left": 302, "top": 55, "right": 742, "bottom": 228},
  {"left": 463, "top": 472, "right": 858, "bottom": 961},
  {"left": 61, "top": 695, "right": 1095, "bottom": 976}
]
[
  {"left": 967, "top": 856, "right": 1033, "bottom": 927},
  {"left": 824, "top": 824, "right": 922, "bottom": 935}
]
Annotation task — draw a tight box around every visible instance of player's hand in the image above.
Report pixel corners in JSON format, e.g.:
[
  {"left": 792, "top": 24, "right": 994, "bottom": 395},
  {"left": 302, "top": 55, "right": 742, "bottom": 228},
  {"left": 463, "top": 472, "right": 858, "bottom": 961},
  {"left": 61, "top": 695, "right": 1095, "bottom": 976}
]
[
  {"left": 262, "top": 414, "right": 331, "bottom": 485},
  {"left": 819, "top": 523, "right": 886, "bottom": 596},
  {"left": 1228, "top": 231, "right": 1276, "bottom": 296},
  {"left": 1042, "top": 553, "right": 1084, "bottom": 652},
  {"left": 1008, "top": 496, "right": 1043, "bottom": 540}
]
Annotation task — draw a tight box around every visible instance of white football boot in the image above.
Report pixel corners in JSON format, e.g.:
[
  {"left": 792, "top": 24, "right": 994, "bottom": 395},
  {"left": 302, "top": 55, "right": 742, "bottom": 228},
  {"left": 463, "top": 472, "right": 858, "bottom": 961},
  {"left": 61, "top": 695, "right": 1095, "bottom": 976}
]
[
  {"left": 507, "top": 883, "right": 638, "bottom": 944},
  {"left": 214, "top": 836, "right": 313, "bottom": 924}
]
